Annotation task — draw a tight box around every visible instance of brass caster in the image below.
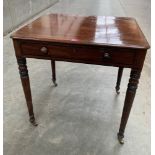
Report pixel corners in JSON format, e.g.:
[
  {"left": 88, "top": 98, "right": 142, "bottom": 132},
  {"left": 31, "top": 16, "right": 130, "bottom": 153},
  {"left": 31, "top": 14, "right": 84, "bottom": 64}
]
[
  {"left": 52, "top": 79, "right": 58, "bottom": 87},
  {"left": 117, "top": 133, "right": 124, "bottom": 144},
  {"left": 29, "top": 116, "right": 38, "bottom": 126},
  {"left": 116, "top": 90, "right": 120, "bottom": 94},
  {"left": 115, "top": 87, "right": 120, "bottom": 94}
]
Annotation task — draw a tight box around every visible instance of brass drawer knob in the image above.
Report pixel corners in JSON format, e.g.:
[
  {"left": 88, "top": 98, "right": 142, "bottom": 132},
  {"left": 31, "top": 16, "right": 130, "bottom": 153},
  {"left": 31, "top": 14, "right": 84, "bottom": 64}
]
[
  {"left": 104, "top": 52, "right": 111, "bottom": 59},
  {"left": 40, "top": 47, "right": 48, "bottom": 53}
]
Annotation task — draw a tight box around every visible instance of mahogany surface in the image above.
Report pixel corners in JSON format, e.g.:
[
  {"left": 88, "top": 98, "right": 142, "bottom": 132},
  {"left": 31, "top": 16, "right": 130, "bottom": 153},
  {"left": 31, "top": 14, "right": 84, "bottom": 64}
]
[
  {"left": 11, "top": 13, "right": 150, "bottom": 144},
  {"left": 11, "top": 14, "right": 149, "bottom": 49}
]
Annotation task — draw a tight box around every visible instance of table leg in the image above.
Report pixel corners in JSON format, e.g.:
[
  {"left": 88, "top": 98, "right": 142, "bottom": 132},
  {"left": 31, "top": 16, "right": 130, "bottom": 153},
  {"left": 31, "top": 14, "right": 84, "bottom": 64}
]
[
  {"left": 115, "top": 67, "right": 123, "bottom": 94},
  {"left": 17, "top": 57, "right": 38, "bottom": 126},
  {"left": 117, "top": 69, "right": 141, "bottom": 144},
  {"left": 51, "top": 60, "right": 57, "bottom": 86}
]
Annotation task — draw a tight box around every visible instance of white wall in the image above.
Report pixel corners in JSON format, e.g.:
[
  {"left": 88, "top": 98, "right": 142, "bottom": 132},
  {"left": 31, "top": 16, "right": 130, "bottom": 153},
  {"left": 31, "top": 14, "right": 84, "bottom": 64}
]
[{"left": 3, "top": 0, "right": 58, "bottom": 35}]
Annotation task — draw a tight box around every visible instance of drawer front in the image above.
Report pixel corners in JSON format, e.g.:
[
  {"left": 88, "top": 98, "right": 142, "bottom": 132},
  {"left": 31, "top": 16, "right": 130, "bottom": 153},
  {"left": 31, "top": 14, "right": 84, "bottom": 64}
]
[
  {"left": 20, "top": 42, "right": 134, "bottom": 66},
  {"left": 50, "top": 46, "right": 102, "bottom": 61},
  {"left": 50, "top": 46, "right": 134, "bottom": 65},
  {"left": 98, "top": 49, "right": 134, "bottom": 65},
  {"left": 21, "top": 42, "right": 50, "bottom": 57}
]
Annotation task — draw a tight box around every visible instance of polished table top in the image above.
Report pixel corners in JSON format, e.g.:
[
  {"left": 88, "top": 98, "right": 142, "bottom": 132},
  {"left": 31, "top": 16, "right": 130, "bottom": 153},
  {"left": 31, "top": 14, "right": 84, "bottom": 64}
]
[{"left": 12, "top": 14, "right": 149, "bottom": 49}]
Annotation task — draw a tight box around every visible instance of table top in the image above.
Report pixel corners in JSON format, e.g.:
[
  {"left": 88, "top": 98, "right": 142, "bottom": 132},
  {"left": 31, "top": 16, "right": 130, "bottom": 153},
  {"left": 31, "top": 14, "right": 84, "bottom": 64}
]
[{"left": 11, "top": 14, "right": 150, "bottom": 49}]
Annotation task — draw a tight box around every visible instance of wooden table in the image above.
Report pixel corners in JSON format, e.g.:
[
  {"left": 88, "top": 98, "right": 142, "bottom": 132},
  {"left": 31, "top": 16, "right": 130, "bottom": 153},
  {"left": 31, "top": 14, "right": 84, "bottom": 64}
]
[{"left": 11, "top": 14, "right": 150, "bottom": 144}]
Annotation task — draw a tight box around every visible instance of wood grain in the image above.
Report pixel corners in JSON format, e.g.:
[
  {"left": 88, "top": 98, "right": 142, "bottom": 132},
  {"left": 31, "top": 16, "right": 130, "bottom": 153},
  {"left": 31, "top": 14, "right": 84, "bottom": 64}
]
[{"left": 11, "top": 14, "right": 150, "bottom": 49}]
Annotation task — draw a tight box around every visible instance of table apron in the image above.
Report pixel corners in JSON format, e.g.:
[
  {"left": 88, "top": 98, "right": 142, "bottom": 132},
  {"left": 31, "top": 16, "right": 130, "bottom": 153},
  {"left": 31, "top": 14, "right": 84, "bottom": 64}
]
[{"left": 19, "top": 41, "right": 142, "bottom": 68}]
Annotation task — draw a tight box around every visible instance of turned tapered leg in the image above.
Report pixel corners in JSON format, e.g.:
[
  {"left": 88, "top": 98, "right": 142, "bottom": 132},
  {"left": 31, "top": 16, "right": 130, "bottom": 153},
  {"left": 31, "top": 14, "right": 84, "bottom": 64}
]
[
  {"left": 115, "top": 67, "right": 124, "bottom": 94},
  {"left": 17, "top": 57, "right": 38, "bottom": 126},
  {"left": 117, "top": 69, "right": 141, "bottom": 144},
  {"left": 51, "top": 60, "right": 57, "bottom": 86}
]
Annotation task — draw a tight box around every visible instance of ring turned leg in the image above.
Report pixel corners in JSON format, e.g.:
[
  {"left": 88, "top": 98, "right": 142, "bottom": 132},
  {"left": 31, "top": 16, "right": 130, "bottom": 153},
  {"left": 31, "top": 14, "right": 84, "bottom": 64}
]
[
  {"left": 17, "top": 57, "right": 38, "bottom": 126},
  {"left": 51, "top": 60, "right": 57, "bottom": 87},
  {"left": 115, "top": 67, "right": 123, "bottom": 94},
  {"left": 117, "top": 69, "right": 141, "bottom": 144}
]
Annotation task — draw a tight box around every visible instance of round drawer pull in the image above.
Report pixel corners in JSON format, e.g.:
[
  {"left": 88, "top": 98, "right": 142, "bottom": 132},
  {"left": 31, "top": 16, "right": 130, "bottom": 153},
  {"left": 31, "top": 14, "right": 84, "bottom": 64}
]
[
  {"left": 104, "top": 52, "right": 111, "bottom": 59},
  {"left": 40, "top": 47, "right": 48, "bottom": 53}
]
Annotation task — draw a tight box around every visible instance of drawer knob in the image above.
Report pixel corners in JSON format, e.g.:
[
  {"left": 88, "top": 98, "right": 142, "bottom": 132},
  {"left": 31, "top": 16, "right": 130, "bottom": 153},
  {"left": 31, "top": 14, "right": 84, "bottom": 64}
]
[
  {"left": 40, "top": 47, "right": 48, "bottom": 53},
  {"left": 104, "top": 52, "right": 111, "bottom": 59}
]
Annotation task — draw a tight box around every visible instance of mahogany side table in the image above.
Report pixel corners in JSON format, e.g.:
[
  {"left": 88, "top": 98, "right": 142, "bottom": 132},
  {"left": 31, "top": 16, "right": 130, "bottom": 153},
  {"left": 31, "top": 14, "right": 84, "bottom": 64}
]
[{"left": 11, "top": 14, "right": 150, "bottom": 144}]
